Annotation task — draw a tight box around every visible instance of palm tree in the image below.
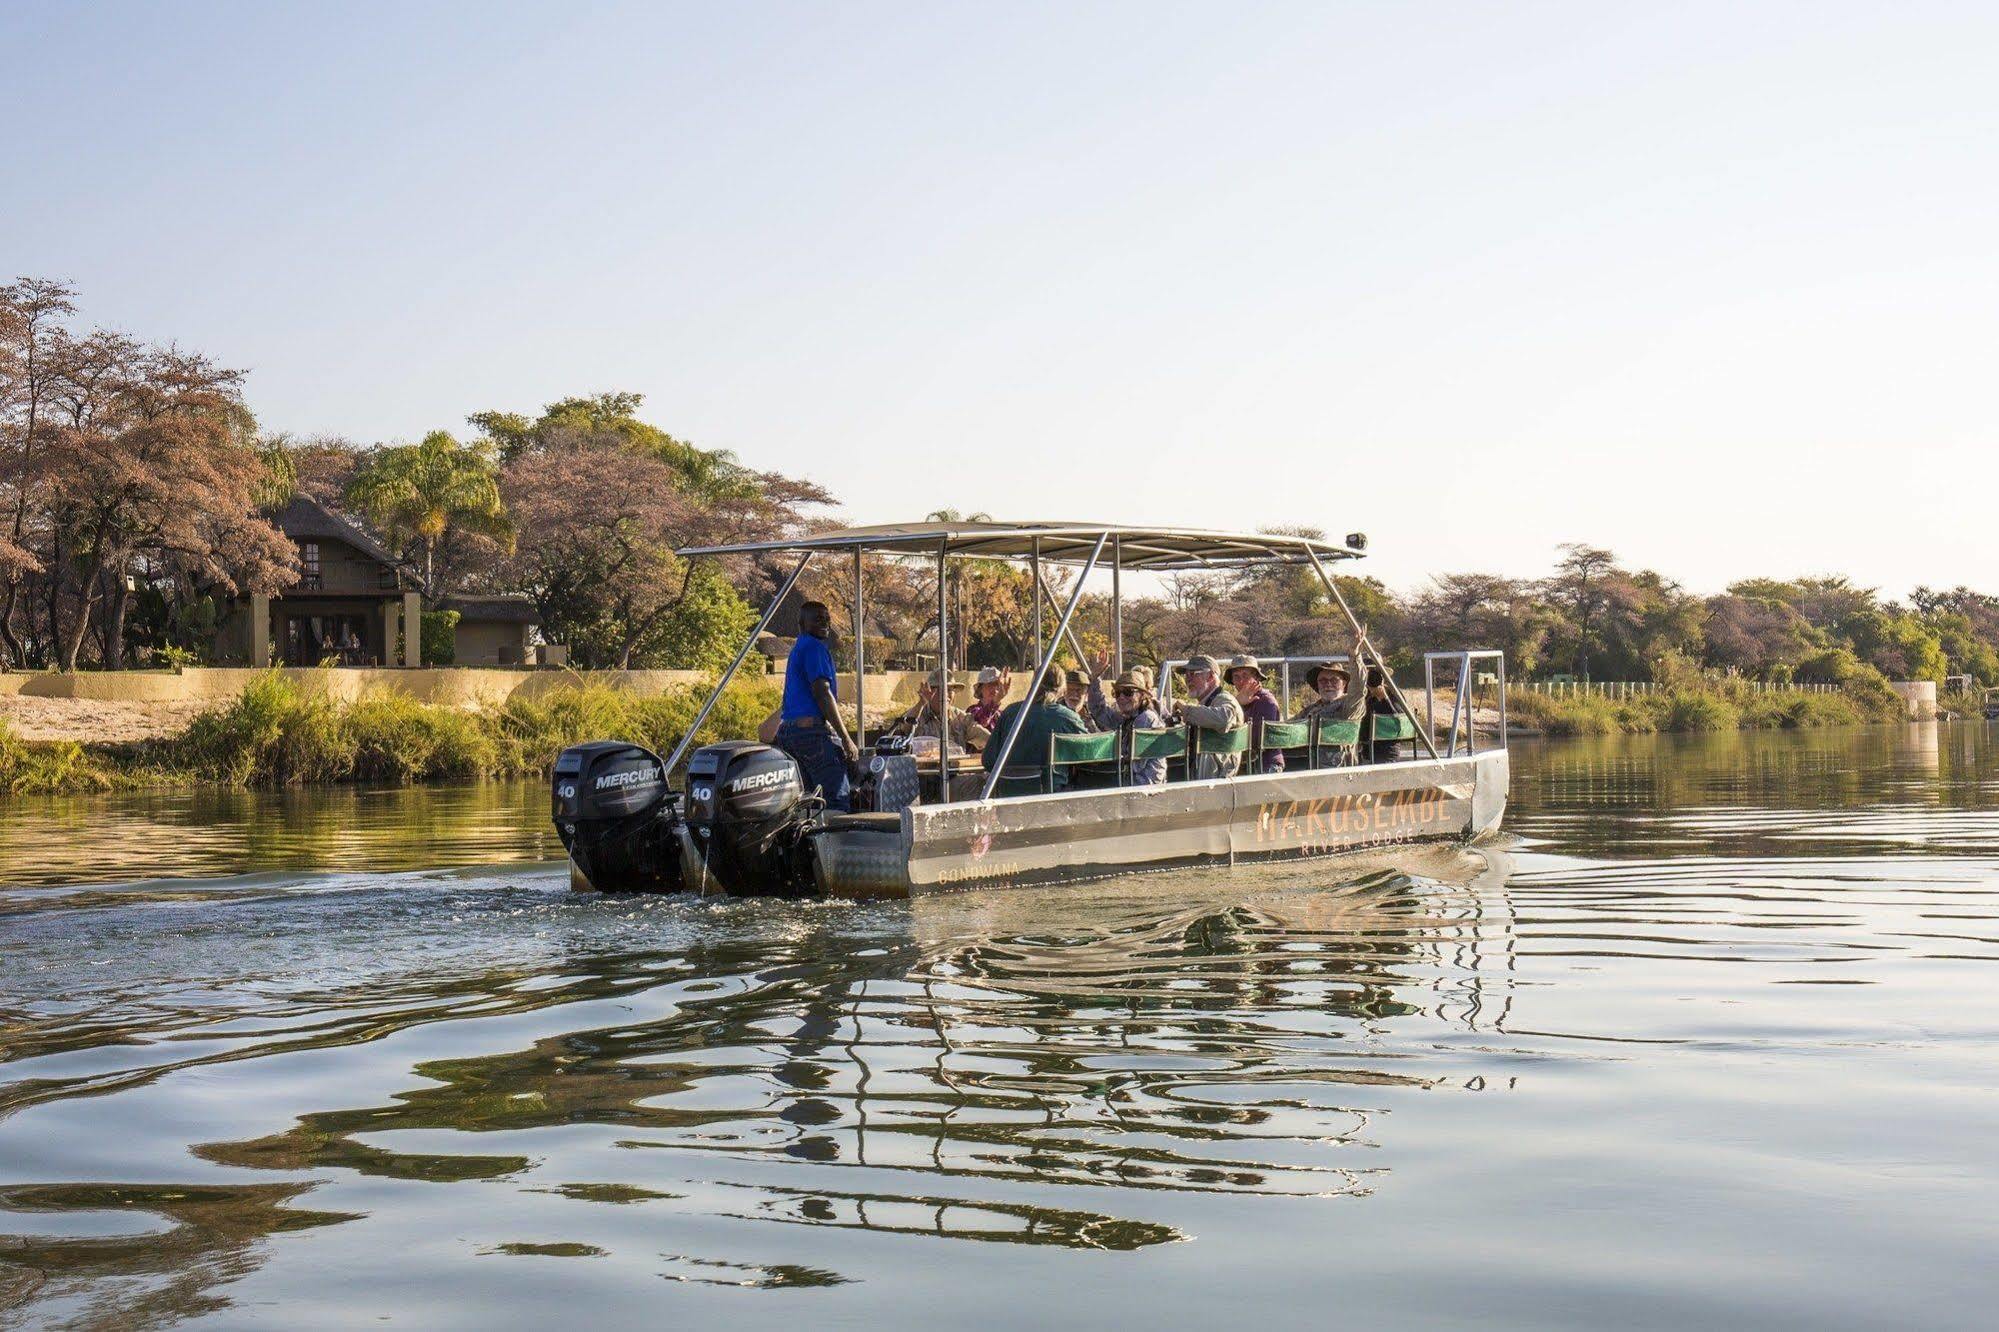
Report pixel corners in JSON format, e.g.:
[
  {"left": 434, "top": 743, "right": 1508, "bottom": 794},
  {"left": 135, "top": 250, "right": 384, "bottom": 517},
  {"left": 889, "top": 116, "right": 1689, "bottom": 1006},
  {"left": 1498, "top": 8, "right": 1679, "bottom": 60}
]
[{"left": 346, "top": 430, "right": 513, "bottom": 596}]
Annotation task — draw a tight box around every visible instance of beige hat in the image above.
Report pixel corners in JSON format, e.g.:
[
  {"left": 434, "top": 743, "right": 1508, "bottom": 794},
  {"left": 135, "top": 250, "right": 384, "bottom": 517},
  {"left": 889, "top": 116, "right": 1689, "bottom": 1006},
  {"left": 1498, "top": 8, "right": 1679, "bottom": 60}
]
[
  {"left": 924, "top": 669, "right": 966, "bottom": 692},
  {"left": 1184, "top": 654, "right": 1218, "bottom": 675},
  {"left": 1110, "top": 668, "right": 1154, "bottom": 699},
  {"left": 1309, "top": 661, "right": 1351, "bottom": 689},
  {"left": 1225, "top": 653, "right": 1266, "bottom": 681},
  {"left": 973, "top": 666, "right": 1006, "bottom": 688}
]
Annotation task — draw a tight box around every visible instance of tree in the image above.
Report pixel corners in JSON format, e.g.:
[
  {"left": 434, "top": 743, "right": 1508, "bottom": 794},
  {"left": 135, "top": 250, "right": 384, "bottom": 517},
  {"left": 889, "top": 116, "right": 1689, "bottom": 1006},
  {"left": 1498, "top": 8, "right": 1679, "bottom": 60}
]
[
  {"left": 0, "top": 278, "right": 74, "bottom": 664},
  {"left": 44, "top": 346, "right": 296, "bottom": 669},
  {"left": 1541, "top": 543, "right": 1619, "bottom": 679},
  {"left": 1402, "top": 573, "right": 1554, "bottom": 677},
  {"left": 1702, "top": 593, "right": 1816, "bottom": 678},
  {"left": 501, "top": 442, "right": 754, "bottom": 668},
  {"left": 345, "top": 430, "right": 512, "bottom": 597}
]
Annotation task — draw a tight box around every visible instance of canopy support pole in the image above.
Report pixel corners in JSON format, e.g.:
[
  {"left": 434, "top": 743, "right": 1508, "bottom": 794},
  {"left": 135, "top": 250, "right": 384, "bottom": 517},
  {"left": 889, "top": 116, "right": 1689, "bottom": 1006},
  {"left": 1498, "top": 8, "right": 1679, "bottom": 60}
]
[
  {"left": 666, "top": 552, "right": 811, "bottom": 774},
  {"left": 852, "top": 547, "right": 865, "bottom": 745},
  {"left": 1304, "top": 549, "right": 1441, "bottom": 762},
  {"left": 936, "top": 540, "right": 950, "bottom": 805},
  {"left": 982, "top": 532, "right": 1107, "bottom": 800},
  {"left": 1032, "top": 570, "right": 1094, "bottom": 670},
  {"left": 1031, "top": 536, "right": 1044, "bottom": 681},
  {"left": 1111, "top": 534, "right": 1123, "bottom": 676}
]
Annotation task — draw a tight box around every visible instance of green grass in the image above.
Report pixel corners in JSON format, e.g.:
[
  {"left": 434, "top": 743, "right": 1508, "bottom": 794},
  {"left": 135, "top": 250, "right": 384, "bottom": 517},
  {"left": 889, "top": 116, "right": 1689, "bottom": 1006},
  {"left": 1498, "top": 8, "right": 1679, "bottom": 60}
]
[
  {"left": 0, "top": 672, "right": 782, "bottom": 794},
  {"left": 0, "top": 667, "right": 1918, "bottom": 797},
  {"left": 0, "top": 721, "right": 119, "bottom": 794},
  {"left": 1510, "top": 678, "right": 1896, "bottom": 737}
]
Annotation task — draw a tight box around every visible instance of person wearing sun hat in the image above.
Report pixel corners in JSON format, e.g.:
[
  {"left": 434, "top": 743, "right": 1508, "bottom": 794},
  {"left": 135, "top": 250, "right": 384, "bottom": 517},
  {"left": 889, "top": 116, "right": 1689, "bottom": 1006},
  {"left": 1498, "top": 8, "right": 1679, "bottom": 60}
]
[
  {"left": 1084, "top": 653, "right": 1166, "bottom": 785},
  {"left": 1291, "top": 636, "right": 1367, "bottom": 765},
  {"left": 1172, "top": 653, "right": 1244, "bottom": 779},
  {"left": 981, "top": 667, "right": 1089, "bottom": 797},
  {"left": 1226, "top": 653, "right": 1285, "bottom": 772},
  {"left": 890, "top": 669, "right": 990, "bottom": 752},
  {"left": 967, "top": 665, "right": 1010, "bottom": 733}
]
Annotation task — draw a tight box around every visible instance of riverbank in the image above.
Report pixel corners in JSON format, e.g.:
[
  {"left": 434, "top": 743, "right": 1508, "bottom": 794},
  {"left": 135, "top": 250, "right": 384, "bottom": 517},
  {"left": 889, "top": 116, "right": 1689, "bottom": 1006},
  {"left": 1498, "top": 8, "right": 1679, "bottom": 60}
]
[
  {"left": 0, "top": 675, "right": 781, "bottom": 795},
  {"left": 1503, "top": 676, "right": 1904, "bottom": 735},
  {"left": 0, "top": 671, "right": 1918, "bottom": 796}
]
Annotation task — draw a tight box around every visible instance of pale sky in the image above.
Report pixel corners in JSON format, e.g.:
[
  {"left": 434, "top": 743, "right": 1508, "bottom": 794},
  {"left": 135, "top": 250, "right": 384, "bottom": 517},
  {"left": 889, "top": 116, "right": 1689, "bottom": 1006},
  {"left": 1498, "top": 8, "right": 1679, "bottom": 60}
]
[{"left": 6, "top": 2, "right": 1993, "bottom": 597}]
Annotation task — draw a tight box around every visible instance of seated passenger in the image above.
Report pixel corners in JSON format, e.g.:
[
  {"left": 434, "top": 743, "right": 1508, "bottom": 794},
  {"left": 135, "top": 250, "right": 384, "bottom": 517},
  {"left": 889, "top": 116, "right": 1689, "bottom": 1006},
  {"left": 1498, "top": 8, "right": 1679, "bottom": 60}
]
[
  {"left": 1293, "top": 644, "right": 1365, "bottom": 765},
  {"left": 1056, "top": 668, "right": 1096, "bottom": 729},
  {"left": 1084, "top": 662, "right": 1166, "bottom": 786},
  {"left": 1226, "top": 654, "right": 1284, "bottom": 772},
  {"left": 981, "top": 668, "right": 1088, "bottom": 797},
  {"left": 1362, "top": 659, "right": 1407, "bottom": 764},
  {"left": 967, "top": 666, "right": 1010, "bottom": 733},
  {"left": 1171, "top": 654, "right": 1244, "bottom": 779},
  {"left": 890, "top": 670, "right": 991, "bottom": 753},
  {"left": 1292, "top": 657, "right": 1357, "bottom": 721}
]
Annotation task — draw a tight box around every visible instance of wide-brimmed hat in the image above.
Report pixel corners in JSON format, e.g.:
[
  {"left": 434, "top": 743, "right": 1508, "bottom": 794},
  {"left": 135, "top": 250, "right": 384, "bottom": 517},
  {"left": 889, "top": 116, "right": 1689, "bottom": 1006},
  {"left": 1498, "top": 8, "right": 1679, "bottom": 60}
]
[
  {"left": 1184, "top": 654, "right": 1218, "bottom": 675},
  {"left": 1308, "top": 661, "right": 1351, "bottom": 689},
  {"left": 924, "top": 669, "right": 966, "bottom": 692},
  {"left": 1225, "top": 653, "right": 1265, "bottom": 681},
  {"left": 1110, "top": 668, "right": 1155, "bottom": 699},
  {"left": 973, "top": 666, "right": 1006, "bottom": 688},
  {"left": 1062, "top": 668, "right": 1088, "bottom": 688}
]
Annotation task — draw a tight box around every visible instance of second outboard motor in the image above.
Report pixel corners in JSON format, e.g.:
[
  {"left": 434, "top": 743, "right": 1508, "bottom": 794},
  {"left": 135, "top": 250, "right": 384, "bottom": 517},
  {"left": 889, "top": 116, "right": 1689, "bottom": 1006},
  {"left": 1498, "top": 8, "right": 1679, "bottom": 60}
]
[
  {"left": 682, "top": 741, "right": 813, "bottom": 896},
  {"left": 552, "top": 741, "right": 682, "bottom": 893}
]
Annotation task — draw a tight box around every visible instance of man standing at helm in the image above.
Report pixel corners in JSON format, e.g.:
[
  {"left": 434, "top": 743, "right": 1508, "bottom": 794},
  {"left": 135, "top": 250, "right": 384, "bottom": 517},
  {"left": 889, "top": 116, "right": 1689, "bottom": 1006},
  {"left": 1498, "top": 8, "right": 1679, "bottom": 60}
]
[{"left": 774, "top": 600, "right": 860, "bottom": 813}]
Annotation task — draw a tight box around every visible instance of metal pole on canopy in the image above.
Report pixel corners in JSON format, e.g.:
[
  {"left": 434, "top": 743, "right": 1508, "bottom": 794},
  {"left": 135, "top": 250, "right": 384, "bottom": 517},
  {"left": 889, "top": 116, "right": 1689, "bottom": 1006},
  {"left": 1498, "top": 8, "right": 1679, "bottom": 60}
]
[
  {"left": 1304, "top": 548, "right": 1440, "bottom": 762},
  {"left": 852, "top": 547, "right": 865, "bottom": 746},
  {"left": 1111, "top": 534, "right": 1123, "bottom": 677},
  {"left": 1032, "top": 571, "right": 1094, "bottom": 673},
  {"left": 935, "top": 539, "right": 950, "bottom": 805},
  {"left": 1031, "top": 536, "right": 1043, "bottom": 683},
  {"left": 981, "top": 532, "right": 1108, "bottom": 800},
  {"left": 665, "top": 552, "right": 812, "bottom": 774}
]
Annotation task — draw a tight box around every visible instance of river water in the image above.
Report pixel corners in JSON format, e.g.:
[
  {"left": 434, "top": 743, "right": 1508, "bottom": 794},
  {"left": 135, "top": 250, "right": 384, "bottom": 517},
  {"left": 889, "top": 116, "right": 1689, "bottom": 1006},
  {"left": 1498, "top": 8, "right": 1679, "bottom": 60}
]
[{"left": 2, "top": 725, "right": 1995, "bottom": 1328}]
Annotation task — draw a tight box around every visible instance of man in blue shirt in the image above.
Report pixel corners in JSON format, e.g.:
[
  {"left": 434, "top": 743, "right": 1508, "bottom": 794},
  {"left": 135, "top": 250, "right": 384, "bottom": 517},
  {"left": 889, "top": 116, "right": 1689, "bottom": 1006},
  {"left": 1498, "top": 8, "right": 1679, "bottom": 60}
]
[{"left": 775, "top": 600, "right": 859, "bottom": 812}]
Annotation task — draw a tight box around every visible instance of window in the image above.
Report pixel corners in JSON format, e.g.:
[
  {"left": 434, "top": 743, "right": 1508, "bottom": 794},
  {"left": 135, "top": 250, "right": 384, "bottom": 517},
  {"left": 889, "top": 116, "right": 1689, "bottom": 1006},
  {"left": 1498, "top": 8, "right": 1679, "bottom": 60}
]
[
  {"left": 299, "top": 541, "right": 321, "bottom": 591},
  {"left": 378, "top": 564, "right": 400, "bottom": 590}
]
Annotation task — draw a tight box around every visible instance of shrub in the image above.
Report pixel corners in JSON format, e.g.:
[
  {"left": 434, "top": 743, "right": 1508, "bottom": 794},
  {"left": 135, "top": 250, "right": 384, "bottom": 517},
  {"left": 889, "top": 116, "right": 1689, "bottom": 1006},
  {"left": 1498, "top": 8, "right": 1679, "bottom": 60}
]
[
  {"left": 347, "top": 691, "right": 493, "bottom": 782},
  {"left": 421, "top": 610, "right": 460, "bottom": 666},
  {"left": 1540, "top": 695, "right": 1620, "bottom": 736},
  {"left": 0, "top": 721, "right": 117, "bottom": 794},
  {"left": 172, "top": 671, "right": 347, "bottom": 785},
  {"left": 1782, "top": 693, "right": 1865, "bottom": 728},
  {"left": 1661, "top": 690, "right": 1740, "bottom": 732}
]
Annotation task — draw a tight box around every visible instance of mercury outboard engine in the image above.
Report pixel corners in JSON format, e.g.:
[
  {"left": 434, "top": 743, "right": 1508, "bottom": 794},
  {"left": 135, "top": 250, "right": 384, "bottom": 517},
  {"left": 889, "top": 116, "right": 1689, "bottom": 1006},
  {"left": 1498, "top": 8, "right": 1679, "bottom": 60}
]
[
  {"left": 680, "top": 741, "right": 815, "bottom": 897},
  {"left": 552, "top": 741, "right": 682, "bottom": 893}
]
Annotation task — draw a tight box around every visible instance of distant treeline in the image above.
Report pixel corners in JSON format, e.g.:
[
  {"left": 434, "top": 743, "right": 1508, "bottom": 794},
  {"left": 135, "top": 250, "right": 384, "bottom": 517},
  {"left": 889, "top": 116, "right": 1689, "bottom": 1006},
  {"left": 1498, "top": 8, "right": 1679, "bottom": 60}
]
[
  {"left": 1081, "top": 542, "right": 1983, "bottom": 696},
  {"left": 8, "top": 277, "right": 1991, "bottom": 694}
]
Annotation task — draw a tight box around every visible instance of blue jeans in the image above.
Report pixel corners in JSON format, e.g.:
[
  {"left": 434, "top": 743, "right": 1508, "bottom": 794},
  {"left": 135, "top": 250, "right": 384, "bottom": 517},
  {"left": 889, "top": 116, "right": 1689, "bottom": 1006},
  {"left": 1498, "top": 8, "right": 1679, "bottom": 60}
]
[{"left": 775, "top": 721, "right": 852, "bottom": 813}]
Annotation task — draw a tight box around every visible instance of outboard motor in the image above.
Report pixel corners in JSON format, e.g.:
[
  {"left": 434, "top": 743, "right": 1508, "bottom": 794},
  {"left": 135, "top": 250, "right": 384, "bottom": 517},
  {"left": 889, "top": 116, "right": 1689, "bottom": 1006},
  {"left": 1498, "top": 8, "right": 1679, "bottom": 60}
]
[
  {"left": 681, "top": 741, "right": 814, "bottom": 896},
  {"left": 552, "top": 741, "right": 683, "bottom": 893}
]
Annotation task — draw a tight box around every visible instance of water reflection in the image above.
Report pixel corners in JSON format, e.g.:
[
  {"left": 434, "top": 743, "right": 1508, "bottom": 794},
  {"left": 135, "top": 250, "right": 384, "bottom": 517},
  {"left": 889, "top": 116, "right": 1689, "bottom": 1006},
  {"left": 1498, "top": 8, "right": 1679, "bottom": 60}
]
[
  {"left": 4, "top": 725, "right": 1999, "bottom": 1328},
  {"left": 0, "top": 781, "right": 554, "bottom": 892}
]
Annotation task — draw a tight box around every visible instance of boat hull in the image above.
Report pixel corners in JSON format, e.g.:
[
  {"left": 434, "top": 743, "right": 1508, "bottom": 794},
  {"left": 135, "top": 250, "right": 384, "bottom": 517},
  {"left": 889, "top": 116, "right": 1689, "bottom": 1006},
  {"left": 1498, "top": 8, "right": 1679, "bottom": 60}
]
[{"left": 816, "top": 749, "right": 1508, "bottom": 898}]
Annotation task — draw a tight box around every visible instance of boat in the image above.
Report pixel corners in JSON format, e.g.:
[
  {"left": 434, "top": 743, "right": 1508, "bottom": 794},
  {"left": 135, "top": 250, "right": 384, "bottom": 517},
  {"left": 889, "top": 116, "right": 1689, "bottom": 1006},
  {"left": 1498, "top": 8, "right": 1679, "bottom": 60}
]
[{"left": 551, "top": 521, "right": 1509, "bottom": 897}]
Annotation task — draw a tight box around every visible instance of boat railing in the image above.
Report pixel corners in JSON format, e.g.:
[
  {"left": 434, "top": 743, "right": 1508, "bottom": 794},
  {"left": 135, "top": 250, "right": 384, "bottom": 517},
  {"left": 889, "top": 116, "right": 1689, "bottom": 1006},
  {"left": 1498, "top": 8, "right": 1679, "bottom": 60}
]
[{"left": 1422, "top": 650, "right": 1508, "bottom": 757}]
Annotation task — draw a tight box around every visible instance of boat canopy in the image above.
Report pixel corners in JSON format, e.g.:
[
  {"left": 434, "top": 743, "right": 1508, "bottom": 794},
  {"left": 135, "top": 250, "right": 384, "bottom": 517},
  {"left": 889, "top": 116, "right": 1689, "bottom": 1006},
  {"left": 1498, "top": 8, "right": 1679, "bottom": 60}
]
[{"left": 679, "top": 521, "right": 1363, "bottom": 570}]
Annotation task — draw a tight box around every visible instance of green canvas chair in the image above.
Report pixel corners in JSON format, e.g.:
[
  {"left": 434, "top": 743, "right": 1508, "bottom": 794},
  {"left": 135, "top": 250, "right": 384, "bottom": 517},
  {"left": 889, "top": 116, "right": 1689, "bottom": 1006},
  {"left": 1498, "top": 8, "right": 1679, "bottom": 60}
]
[
  {"left": 1367, "top": 713, "right": 1422, "bottom": 760},
  {"left": 1046, "top": 730, "right": 1120, "bottom": 794},
  {"left": 1255, "top": 719, "right": 1311, "bottom": 770},
  {"left": 1310, "top": 717, "right": 1362, "bottom": 767}
]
